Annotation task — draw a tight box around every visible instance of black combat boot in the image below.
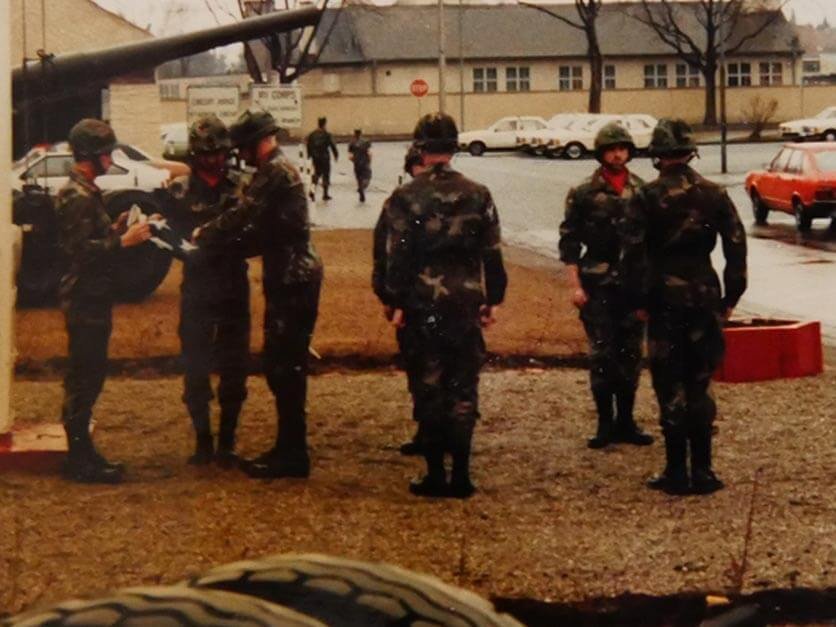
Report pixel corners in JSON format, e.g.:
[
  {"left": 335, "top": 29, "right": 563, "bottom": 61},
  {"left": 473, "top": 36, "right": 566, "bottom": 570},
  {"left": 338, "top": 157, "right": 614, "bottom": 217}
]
[
  {"left": 409, "top": 447, "right": 448, "bottom": 497},
  {"left": 449, "top": 424, "right": 476, "bottom": 499},
  {"left": 647, "top": 435, "right": 689, "bottom": 495},
  {"left": 215, "top": 404, "right": 240, "bottom": 468},
  {"left": 323, "top": 184, "right": 332, "bottom": 201},
  {"left": 690, "top": 428, "right": 724, "bottom": 495},
  {"left": 243, "top": 389, "right": 310, "bottom": 479},
  {"left": 399, "top": 421, "right": 425, "bottom": 456},
  {"left": 63, "top": 428, "right": 124, "bottom": 484},
  {"left": 614, "top": 389, "right": 654, "bottom": 446},
  {"left": 359, "top": 188, "right": 366, "bottom": 203},
  {"left": 187, "top": 406, "right": 214, "bottom": 465},
  {"left": 587, "top": 391, "right": 615, "bottom": 449}
]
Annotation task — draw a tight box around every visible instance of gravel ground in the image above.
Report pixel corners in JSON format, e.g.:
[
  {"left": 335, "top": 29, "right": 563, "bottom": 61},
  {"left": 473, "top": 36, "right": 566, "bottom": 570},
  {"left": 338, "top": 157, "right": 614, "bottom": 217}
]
[{"left": 2, "top": 367, "right": 833, "bottom": 617}]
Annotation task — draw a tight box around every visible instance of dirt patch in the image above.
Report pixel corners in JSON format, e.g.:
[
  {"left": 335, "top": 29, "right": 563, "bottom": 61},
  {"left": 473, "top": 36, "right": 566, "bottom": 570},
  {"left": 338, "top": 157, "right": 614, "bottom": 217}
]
[
  {"left": 2, "top": 368, "right": 834, "bottom": 616},
  {"left": 14, "top": 229, "right": 584, "bottom": 369}
]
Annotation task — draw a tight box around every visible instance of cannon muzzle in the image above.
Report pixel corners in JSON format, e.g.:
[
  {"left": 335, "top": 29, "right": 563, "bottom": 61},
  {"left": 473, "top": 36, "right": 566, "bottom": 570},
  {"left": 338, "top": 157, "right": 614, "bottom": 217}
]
[{"left": 13, "top": 6, "right": 321, "bottom": 103}]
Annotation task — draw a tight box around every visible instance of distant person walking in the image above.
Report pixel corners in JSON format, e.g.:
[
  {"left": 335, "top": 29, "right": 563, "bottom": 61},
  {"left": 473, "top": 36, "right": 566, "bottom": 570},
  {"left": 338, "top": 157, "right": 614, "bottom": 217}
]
[
  {"left": 306, "top": 116, "right": 338, "bottom": 201},
  {"left": 348, "top": 129, "right": 372, "bottom": 202}
]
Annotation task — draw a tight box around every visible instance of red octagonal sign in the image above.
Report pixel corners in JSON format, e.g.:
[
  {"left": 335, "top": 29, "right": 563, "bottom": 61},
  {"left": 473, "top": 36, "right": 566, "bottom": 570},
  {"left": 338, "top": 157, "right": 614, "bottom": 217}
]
[{"left": 410, "top": 79, "right": 429, "bottom": 98}]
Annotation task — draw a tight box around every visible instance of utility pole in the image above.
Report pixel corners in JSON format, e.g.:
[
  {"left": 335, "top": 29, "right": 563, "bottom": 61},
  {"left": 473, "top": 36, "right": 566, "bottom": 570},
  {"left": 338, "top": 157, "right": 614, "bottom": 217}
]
[
  {"left": 719, "top": 0, "right": 728, "bottom": 174},
  {"left": 438, "top": 0, "right": 447, "bottom": 113},
  {"left": 458, "top": 0, "right": 464, "bottom": 129},
  {"left": 0, "top": 0, "right": 14, "bottom": 436}
]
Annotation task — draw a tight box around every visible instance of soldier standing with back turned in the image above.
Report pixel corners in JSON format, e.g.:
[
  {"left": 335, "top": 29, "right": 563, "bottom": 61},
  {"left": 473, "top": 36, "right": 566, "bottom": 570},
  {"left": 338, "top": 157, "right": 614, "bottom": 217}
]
[
  {"left": 163, "top": 115, "right": 250, "bottom": 467},
  {"left": 559, "top": 122, "right": 654, "bottom": 450},
  {"left": 383, "top": 113, "right": 507, "bottom": 498},
  {"left": 348, "top": 129, "right": 372, "bottom": 203},
  {"left": 57, "top": 119, "right": 152, "bottom": 483},
  {"left": 306, "top": 116, "right": 338, "bottom": 201},
  {"left": 622, "top": 119, "right": 747, "bottom": 495},
  {"left": 196, "top": 111, "right": 323, "bottom": 479}
]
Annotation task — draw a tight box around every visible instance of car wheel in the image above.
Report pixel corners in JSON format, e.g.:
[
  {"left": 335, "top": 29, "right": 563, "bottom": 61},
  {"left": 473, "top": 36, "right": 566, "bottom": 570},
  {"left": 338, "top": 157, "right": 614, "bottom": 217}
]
[
  {"left": 2, "top": 585, "right": 321, "bottom": 626},
  {"left": 186, "top": 554, "right": 523, "bottom": 627},
  {"left": 468, "top": 142, "right": 486, "bottom": 157},
  {"left": 563, "top": 142, "right": 585, "bottom": 160},
  {"left": 793, "top": 198, "right": 813, "bottom": 232},
  {"left": 750, "top": 190, "right": 769, "bottom": 225},
  {"left": 823, "top": 129, "right": 836, "bottom": 142},
  {"left": 104, "top": 190, "right": 173, "bottom": 303},
  {"left": 544, "top": 148, "right": 561, "bottom": 159}
]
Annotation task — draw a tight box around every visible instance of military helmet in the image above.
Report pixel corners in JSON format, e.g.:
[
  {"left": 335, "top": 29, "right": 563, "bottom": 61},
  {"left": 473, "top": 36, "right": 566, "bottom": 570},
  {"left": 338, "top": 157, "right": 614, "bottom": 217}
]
[
  {"left": 649, "top": 118, "right": 697, "bottom": 158},
  {"left": 404, "top": 143, "right": 423, "bottom": 175},
  {"left": 68, "top": 118, "right": 116, "bottom": 159},
  {"left": 230, "top": 110, "right": 281, "bottom": 147},
  {"left": 413, "top": 112, "right": 458, "bottom": 154},
  {"left": 189, "top": 115, "right": 231, "bottom": 155},
  {"left": 594, "top": 122, "right": 635, "bottom": 162}
]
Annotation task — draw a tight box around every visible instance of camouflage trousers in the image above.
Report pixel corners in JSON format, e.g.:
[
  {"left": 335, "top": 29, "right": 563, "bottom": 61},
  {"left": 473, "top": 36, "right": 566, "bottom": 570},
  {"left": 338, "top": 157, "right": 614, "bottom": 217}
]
[
  {"left": 61, "top": 299, "right": 112, "bottom": 443},
  {"left": 579, "top": 290, "right": 644, "bottom": 396},
  {"left": 648, "top": 306, "right": 725, "bottom": 438},
  {"left": 178, "top": 294, "right": 250, "bottom": 416},
  {"left": 262, "top": 279, "right": 321, "bottom": 452},
  {"left": 399, "top": 315, "right": 486, "bottom": 453}
]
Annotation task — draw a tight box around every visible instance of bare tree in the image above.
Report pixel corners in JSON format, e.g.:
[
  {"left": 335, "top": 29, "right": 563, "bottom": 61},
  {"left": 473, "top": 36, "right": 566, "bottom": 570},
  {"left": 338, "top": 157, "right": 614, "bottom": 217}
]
[
  {"left": 742, "top": 95, "right": 779, "bottom": 139},
  {"left": 203, "top": 0, "right": 344, "bottom": 84},
  {"left": 629, "top": 0, "right": 787, "bottom": 125},
  {"left": 521, "top": 1, "right": 604, "bottom": 113}
]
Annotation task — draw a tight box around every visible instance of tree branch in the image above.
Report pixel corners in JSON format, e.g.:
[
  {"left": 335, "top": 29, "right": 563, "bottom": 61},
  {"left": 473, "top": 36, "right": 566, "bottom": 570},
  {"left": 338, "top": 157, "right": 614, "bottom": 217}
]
[
  {"left": 725, "top": 6, "right": 787, "bottom": 55},
  {"left": 519, "top": 2, "right": 584, "bottom": 30}
]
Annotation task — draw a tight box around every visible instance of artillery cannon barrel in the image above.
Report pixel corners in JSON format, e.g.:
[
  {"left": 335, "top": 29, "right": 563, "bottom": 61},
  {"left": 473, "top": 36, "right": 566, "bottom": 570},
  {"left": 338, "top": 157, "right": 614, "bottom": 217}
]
[{"left": 13, "top": 6, "right": 321, "bottom": 101}]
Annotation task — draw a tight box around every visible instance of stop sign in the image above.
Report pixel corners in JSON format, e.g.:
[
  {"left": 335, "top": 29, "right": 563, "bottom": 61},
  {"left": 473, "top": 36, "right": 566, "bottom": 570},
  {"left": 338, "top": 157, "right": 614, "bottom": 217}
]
[{"left": 410, "top": 79, "right": 429, "bottom": 98}]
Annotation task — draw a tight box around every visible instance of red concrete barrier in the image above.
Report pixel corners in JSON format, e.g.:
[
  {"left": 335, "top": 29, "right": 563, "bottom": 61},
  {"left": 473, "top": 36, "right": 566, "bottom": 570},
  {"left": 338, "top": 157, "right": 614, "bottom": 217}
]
[{"left": 715, "top": 319, "right": 824, "bottom": 383}]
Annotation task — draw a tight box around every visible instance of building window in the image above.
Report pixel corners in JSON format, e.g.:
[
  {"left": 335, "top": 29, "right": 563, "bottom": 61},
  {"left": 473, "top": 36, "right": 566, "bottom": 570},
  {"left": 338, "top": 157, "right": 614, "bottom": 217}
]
[
  {"left": 802, "top": 59, "right": 821, "bottom": 74},
  {"left": 727, "top": 62, "right": 752, "bottom": 87},
  {"left": 603, "top": 64, "right": 616, "bottom": 89},
  {"left": 558, "top": 65, "right": 583, "bottom": 91},
  {"left": 675, "top": 63, "right": 700, "bottom": 88},
  {"left": 473, "top": 67, "right": 497, "bottom": 92},
  {"left": 159, "top": 83, "right": 181, "bottom": 100},
  {"left": 643, "top": 64, "right": 668, "bottom": 88},
  {"left": 506, "top": 66, "right": 531, "bottom": 92},
  {"left": 759, "top": 62, "right": 783, "bottom": 86}
]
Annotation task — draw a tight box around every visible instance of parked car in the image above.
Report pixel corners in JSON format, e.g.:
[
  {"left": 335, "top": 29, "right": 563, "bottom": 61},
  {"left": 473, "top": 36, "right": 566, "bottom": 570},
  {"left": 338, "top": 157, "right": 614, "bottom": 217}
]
[
  {"left": 161, "top": 122, "right": 189, "bottom": 161},
  {"left": 779, "top": 106, "right": 836, "bottom": 142},
  {"left": 11, "top": 145, "right": 173, "bottom": 305},
  {"left": 521, "top": 114, "right": 657, "bottom": 159},
  {"left": 745, "top": 142, "right": 836, "bottom": 231},
  {"left": 517, "top": 113, "right": 605, "bottom": 155},
  {"left": 458, "top": 116, "right": 549, "bottom": 156}
]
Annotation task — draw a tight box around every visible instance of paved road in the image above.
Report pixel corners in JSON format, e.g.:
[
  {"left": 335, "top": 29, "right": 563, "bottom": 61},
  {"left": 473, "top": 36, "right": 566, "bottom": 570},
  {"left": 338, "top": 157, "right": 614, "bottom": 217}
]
[{"left": 286, "top": 140, "right": 836, "bottom": 344}]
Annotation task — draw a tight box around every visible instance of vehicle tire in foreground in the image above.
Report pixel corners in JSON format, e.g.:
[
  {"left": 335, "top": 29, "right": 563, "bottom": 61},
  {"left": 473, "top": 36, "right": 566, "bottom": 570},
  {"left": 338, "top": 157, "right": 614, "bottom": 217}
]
[
  {"left": 186, "top": 553, "right": 524, "bottom": 627},
  {"left": 793, "top": 198, "right": 813, "bottom": 232},
  {"left": 750, "top": 190, "right": 769, "bottom": 225},
  {"left": 2, "top": 585, "right": 324, "bottom": 626},
  {"left": 104, "top": 190, "right": 173, "bottom": 303}
]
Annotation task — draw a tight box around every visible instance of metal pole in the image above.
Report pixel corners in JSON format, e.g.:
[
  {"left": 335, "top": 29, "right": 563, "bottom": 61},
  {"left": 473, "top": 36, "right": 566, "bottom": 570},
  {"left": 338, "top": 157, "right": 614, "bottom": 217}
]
[
  {"left": 458, "top": 0, "right": 464, "bottom": 129},
  {"left": 719, "top": 0, "right": 728, "bottom": 174},
  {"left": 438, "top": 0, "right": 446, "bottom": 113},
  {"left": 1, "top": 0, "right": 16, "bottom": 434}
]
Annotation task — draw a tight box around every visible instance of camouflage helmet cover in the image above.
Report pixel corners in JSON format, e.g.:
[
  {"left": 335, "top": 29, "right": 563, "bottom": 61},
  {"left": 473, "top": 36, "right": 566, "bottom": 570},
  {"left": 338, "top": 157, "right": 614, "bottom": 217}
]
[
  {"left": 404, "top": 143, "right": 423, "bottom": 175},
  {"left": 594, "top": 122, "right": 635, "bottom": 161},
  {"left": 189, "top": 114, "right": 232, "bottom": 154},
  {"left": 413, "top": 112, "right": 459, "bottom": 153},
  {"left": 68, "top": 118, "right": 116, "bottom": 159},
  {"left": 649, "top": 118, "right": 697, "bottom": 157},
  {"left": 230, "top": 110, "right": 281, "bottom": 147}
]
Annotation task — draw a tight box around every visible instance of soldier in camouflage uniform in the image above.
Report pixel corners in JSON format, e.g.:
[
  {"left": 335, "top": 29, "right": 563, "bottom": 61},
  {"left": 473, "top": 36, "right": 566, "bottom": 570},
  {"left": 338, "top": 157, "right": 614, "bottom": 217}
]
[
  {"left": 306, "top": 117, "right": 338, "bottom": 201},
  {"left": 622, "top": 119, "right": 747, "bottom": 495},
  {"left": 383, "top": 113, "right": 507, "bottom": 498},
  {"left": 559, "top": 122, "right": 654, "bottom": 450},
  {"left": 161, "top": 115, "right": 250, "bottom": 467},
  {"left": 196, "top": 110, "right": 323, "bottom": 479},
  {"left": 372, "top": 144, "right": 426, "bottom": 457},
  {"left": 57, "top": 119, "right": 152, "bottom": 483},
  {"left": 348, "top": 129, "right": 372, "bottom": 203}
]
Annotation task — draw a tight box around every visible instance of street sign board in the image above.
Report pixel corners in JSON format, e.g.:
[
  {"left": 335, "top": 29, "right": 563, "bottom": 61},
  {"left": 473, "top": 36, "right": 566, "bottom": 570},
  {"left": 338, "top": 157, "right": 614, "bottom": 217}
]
[
  {"left": 186, "top": 85, "right": 240, "bottom": 126},
  {"left": 251, "top": 84, "right": 303, "bottom": 129},
  {"left": 410, "top": 79, "right": 429, "bottom": 98}
]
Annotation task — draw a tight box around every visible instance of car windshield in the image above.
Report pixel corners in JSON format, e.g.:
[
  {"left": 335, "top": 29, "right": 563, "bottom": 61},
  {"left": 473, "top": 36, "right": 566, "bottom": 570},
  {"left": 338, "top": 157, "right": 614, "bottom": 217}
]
[
  {"left": 116, "top": 144, "right": 149, "bottom": 161},
  {"left": 815, "top": 108, "right": 836, "bottom": 120},
  {"left": 813, "top": 151, "right": 836, "bottom": 172}
]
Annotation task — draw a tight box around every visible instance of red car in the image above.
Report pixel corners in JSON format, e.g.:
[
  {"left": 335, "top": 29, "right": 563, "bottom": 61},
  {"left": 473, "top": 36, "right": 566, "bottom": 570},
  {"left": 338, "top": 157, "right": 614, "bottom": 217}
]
[{"left": 745, "top": 142, "right": 836, "bottom": 231}]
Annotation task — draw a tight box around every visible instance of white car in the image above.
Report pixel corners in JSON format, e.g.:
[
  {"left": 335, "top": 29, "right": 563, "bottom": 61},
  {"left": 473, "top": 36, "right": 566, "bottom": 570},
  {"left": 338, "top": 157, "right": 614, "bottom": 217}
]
[
  {"left": 12, "top": 148, "right": 168, "bottom": 195},
  {"left": 523, "top": 114, "right": 658, "bottom": 159},
  {"left": 779, "top": 106, "right": 836, "bottom": 142},
  {"left": 458, "top": 116, "right": 549, "bottom": 156},
  {"left": 161, "top": 122, "right": 189, "bottom": 160}
]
